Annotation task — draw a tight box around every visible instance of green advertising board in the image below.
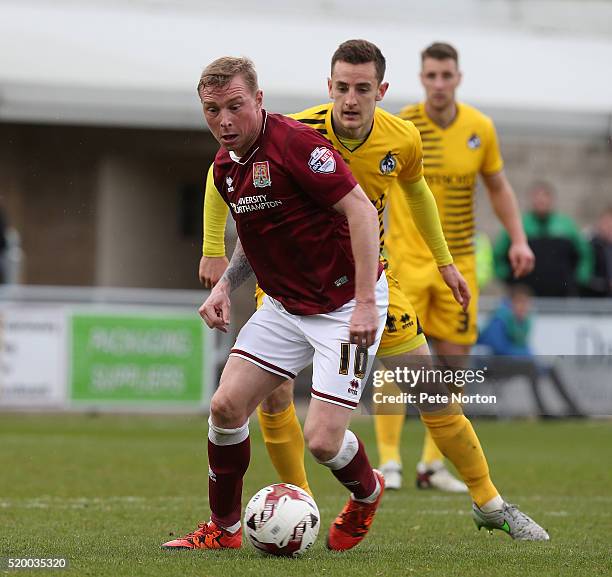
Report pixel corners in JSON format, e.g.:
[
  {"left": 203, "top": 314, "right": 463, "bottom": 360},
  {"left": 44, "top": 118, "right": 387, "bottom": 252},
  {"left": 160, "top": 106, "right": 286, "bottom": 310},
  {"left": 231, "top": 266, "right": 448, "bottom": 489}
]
[{"left": 70, "top": 313, "right": 206, "bottom": 405}]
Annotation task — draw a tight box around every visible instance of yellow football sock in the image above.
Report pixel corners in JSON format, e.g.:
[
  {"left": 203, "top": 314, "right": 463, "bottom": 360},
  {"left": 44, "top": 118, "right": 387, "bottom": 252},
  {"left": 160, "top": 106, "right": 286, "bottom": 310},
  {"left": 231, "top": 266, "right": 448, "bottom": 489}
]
[
  {"left": 374, "top": 413, "right": 404, "bottom": 465},
  {"left": 420, "top": 406, "right": 499, "bottom": 507},
  {"left": 420, "top": 427, "right": 445, "bottom": 465},
  {"left": 257, "top": 403, "right": 312, "bottom": 496},
  {"left": 373, "top": 374, "right": 405, "bottom": 465}
]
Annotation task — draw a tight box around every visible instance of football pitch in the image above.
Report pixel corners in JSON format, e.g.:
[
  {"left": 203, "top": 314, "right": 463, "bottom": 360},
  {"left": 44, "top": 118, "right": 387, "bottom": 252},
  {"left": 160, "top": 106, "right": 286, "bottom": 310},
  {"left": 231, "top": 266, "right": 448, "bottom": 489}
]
[{"left": 1, "top": 414, "right": 611, "bottom": 577}]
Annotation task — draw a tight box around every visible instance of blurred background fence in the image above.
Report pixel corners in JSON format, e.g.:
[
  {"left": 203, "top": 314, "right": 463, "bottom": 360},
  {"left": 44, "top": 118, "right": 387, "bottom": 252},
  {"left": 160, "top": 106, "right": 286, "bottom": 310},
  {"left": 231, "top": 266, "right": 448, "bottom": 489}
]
[{"left": 0, "top": 0, "right": 611, "bottom": 416}]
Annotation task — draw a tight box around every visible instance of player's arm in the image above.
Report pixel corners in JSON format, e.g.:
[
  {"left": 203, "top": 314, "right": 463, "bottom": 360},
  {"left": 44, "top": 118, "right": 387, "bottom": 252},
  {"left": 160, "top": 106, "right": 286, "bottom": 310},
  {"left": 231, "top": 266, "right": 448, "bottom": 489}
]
[
  {"left": 199, "top": 238, "right": 253, "bottom": 332},
  {"left": 482, "top": 170, "right": 534, "bottom": 279},
  {"left": 200, "top": 164, "right": 230, "bottom": 288},
  {"left": 333, "top": 185, "right": 380, "bottom": 347},
  {"left": 398, "top": 176, "right": 470, "bottom": 311}
]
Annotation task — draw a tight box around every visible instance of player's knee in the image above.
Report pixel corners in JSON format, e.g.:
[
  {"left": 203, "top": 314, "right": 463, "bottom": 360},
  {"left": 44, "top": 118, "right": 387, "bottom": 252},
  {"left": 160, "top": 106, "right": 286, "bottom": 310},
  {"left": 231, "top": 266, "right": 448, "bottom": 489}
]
[
  {"left": 307, "top": 440, "right": 337, "bottom": 462},
  {"left": 260, "top": 380, "right": 294, "bottom": 413},
  {"left": 304, "top": 429, "right": 342, "bottom": 462},
  {"left": 210, "top": 390, "right": 246, "bottom": 428}
]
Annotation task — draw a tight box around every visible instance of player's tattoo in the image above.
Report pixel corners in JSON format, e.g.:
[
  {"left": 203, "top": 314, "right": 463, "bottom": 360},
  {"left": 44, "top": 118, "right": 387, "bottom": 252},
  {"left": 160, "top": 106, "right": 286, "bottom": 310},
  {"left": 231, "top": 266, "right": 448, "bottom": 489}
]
[{"left": 219, "top": 239, "right": 254, "bottom": 292}]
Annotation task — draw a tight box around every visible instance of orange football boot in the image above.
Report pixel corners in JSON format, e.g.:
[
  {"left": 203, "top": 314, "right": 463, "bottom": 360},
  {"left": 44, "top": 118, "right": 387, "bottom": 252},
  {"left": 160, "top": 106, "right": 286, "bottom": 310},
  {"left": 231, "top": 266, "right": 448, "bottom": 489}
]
[
  {"left": 327, "top": 469, "right": 385, "bottom": 551},
  {"left": 162, "top": 520, "right": 242, "bottom": 550}
]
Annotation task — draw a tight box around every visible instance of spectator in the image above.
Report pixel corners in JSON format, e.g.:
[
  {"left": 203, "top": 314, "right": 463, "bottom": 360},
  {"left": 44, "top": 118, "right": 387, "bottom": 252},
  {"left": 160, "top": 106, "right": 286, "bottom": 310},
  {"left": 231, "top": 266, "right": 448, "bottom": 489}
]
[
  {"left": 478, "top": 284, "right": 533, "bottom": 356},
  {"left": 477, "top": 284, "right": 583, "bottom": 416},
  {"left": 582, "top": 207, "right": 612, "bottom": 297},
  {"left": 494, "top": 182, "right": 593, "bottom": 296}
]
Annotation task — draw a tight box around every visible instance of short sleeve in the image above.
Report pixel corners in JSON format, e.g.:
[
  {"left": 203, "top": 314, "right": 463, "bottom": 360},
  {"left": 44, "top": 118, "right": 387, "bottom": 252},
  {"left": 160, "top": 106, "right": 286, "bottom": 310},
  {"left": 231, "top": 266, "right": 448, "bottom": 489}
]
[
  {"left": 481, "top": 117, "right": 504, "bottom": 176},
  {"left": 284, "top": 126, "right": 358, "bottom": 208},
  {"left": 398, "top": 121, "right": 424, "bottom": 184}
]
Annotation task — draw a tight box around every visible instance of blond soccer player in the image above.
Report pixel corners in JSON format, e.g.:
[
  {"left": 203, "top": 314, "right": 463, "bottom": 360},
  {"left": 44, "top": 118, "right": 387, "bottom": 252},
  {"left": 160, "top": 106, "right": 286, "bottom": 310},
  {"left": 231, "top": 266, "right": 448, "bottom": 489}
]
[{"left": 201, "top": 40, "right": 548, "bottom": 541}]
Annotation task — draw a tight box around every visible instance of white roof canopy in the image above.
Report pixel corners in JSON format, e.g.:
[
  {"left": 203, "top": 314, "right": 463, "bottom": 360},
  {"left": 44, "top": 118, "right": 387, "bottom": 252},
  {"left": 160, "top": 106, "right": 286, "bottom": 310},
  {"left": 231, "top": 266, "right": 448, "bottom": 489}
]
[{"left": 1, "top": 0, "right": 611, "bottom": 135}]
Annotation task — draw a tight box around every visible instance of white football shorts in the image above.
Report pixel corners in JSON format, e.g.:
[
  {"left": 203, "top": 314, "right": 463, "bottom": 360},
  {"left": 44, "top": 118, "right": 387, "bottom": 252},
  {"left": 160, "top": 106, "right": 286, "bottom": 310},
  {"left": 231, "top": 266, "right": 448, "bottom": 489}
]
[{"left": 230, "top": 273, "right": 389, "bottom": 409}]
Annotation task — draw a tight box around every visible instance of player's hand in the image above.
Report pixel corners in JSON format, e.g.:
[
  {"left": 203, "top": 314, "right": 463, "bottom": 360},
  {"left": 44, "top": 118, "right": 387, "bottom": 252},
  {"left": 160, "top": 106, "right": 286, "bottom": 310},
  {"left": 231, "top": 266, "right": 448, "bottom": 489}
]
[
  {"left": 199, "top": 280, "right": 231, "bottom": 332},
  {"left": 508, "top": 242, "right": 535, "bottom": 279},
  {"left": 438, "top": 264, "right": 471, "bottom": 312},
  {"left": 349, "top": 300, "right": 379, "bottom": 348},
  {"left": 199, "top": 255, "right": 229, "bottom": 288}
]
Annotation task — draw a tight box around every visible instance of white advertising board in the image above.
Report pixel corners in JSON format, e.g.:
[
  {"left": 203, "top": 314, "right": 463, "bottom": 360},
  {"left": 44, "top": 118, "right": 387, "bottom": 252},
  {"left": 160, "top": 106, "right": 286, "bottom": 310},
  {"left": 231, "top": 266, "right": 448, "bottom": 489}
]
[
  {"left": 531, "top": 314, "right": 612, "bottom": 355},
  {"left": 0, "top": 307, "right": 67, "bottom": 407}
]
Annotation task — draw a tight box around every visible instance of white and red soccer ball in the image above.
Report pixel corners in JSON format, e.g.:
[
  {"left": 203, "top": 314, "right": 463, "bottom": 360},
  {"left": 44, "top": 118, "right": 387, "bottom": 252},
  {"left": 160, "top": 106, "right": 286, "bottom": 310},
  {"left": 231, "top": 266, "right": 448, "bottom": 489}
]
[{"left": 244, "top": 483, "right": 320, "bottom": 557}]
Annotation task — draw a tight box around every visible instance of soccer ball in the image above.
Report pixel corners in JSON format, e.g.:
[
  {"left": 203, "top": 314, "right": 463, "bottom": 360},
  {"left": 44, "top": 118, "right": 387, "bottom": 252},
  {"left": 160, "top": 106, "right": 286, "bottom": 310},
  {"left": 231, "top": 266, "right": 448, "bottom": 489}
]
[{"left": 243, "top": 483, "right": 320, "bottom": 557}]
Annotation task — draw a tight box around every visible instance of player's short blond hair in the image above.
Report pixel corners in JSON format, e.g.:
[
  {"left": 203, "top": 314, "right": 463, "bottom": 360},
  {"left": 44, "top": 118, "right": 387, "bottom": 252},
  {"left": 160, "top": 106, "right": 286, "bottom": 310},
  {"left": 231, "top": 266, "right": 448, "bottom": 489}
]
[{"left": 197, "top": 56, "right": 259, "bottom": 97}]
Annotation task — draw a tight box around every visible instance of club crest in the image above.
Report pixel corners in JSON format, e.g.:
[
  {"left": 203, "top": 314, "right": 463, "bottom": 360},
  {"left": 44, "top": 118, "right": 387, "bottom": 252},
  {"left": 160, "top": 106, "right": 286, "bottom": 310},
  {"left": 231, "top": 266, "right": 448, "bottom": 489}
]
[
  {"left": 308, "top": 146, "right": 336, "bottom": 174},
  {"left": 380, "top": 151, "right": 397, "bottom": 175},
  {"left": 252, "top": 161, "right": 272, "bottom": 188},
  {"left": 467, "top": 133, "right": 481, "bottom": 149}
]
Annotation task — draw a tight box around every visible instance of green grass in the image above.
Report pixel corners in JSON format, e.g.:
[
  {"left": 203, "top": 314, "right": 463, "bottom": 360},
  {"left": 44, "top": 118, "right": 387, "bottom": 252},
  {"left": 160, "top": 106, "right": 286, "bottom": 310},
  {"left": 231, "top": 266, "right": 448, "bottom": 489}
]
[{"left": 1, "top": 414, "right": 611, "bottom": 577}]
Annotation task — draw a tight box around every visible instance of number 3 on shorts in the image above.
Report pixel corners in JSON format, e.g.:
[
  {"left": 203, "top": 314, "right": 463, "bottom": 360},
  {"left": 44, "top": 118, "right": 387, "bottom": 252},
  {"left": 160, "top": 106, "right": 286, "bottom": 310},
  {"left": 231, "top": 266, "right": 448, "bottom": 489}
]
[{"left": 338, "top": 343, "right": 368, "bottom": 379}]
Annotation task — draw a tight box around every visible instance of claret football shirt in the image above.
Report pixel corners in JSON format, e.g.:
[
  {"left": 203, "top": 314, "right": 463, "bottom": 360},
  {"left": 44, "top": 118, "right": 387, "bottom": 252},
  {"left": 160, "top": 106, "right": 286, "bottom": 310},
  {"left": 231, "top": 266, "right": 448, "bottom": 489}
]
[{"left": 214, "top": 110, "right": 378, "bottom": 316}]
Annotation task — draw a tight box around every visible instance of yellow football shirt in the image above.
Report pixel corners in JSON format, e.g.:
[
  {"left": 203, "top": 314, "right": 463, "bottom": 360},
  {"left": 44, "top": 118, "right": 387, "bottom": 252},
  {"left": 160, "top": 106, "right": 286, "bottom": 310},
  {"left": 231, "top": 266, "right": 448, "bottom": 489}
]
[
  {"left": 387, "top": 102, "right": 503, "bottom": 261},
  {"left": 289, "top": 103, "right": 423, "bottom": 253},
  {"left": 203, "top": 104, "right": 450, "bottom": 267}
]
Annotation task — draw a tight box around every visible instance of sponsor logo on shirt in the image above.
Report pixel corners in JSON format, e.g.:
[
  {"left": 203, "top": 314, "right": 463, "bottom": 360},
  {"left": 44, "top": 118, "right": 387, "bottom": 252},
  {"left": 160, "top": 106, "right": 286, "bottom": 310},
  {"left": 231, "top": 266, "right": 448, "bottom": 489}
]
[
  {"left": 229, "top": 194, "right": 282, "bottom": 214},
  {"left": 308, "top": 146, "right": 336, "bottom": 174},
  {"left": 253, "top": 161, "right": 272, "bottom": 188},
  {"left": 427, "top": 172, "right": 476, "bottom": 187},
  {"left": 467, "top": 133, "right": 481, "bottom": 149},
  {"left": 379, "top": 151, "right": 397, "bottom": 175}
]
